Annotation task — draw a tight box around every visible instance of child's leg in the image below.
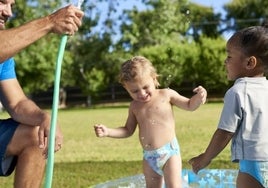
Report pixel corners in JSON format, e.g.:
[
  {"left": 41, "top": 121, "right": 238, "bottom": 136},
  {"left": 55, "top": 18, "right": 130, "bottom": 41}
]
[
  {"left": 163, "top": 155, "right": 182, "bottom": 188},
  {"left": 236, "top": 172, "right": 264, "bottom": 188},
  {"left": 143, "top": 159, "right": 164, "bottom": 188}
]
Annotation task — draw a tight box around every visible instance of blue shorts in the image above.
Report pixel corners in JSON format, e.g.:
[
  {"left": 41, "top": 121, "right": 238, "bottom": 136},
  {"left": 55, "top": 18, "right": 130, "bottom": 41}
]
[
  {"left": 0, "top": 118, "right": 19, "bottom": 176},
  {"left": 239, "top": 160, "right": 268, "bottom": 187},
  {"left": 143, "top": 137, "right": 180, "bottom": 176}
]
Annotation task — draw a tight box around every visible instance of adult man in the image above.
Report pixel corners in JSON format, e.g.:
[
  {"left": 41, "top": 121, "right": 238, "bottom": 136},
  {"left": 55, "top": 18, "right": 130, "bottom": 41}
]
[{"left": 0, "top": 0, "right": 84, "bottom": 187}]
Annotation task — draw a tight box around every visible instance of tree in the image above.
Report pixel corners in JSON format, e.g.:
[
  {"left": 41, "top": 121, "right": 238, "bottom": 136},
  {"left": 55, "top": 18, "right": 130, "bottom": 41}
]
[
  {"left": 117, "top": 0, "right": 189, "bottom": 52},
  {"left": 186, "top": 2, "right": 222, "bottom": 41},
  {"left": 183, "top": 37, "right": 228, "bottom": 93},
  {"left": 115, "top": 0, "right": 228, "bottom": 92},
  {"left": 71, "top": 0, "right": 230, "bottom": 101},
  {"left": 112, "top": 0, "right": 189, "bottom": 88},
  {"left": 224, "top": 0, "right": 268, "bottom": 31},
  {"left": 69, "top": 0, "right": 119, "bottom": 99}
]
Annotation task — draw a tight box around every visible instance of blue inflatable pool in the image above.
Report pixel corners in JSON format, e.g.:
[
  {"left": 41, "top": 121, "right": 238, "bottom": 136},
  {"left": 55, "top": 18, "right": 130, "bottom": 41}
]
[{"left": 92, "top": 169, "right": 238, "bottom": 188}]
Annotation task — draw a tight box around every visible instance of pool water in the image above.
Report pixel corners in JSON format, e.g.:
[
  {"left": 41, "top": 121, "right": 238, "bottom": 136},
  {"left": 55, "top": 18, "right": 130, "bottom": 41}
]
[
  {"left": 92, "top": 169, "right": 238, "bottom": 188},
  {"left": 183, "top": 169, "right": 237, "bottom": 188}
]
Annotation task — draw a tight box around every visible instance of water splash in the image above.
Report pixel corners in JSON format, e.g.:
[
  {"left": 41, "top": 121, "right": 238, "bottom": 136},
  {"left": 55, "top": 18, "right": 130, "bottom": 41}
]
[{"left": 73, "top": 0, "right": 84, "bottom": 9}]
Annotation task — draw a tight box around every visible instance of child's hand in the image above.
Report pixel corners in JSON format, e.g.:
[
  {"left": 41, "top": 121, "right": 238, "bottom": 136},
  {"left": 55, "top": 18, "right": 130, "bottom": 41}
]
[
  {"left": 193, "top": 86, "right": 207, "bottom": 104},
  {"left": 188, "top": 153, "right": 211, "bottom": 174},
  {"left": 94, "top": 124, "right": 108, "bottom": 137}
]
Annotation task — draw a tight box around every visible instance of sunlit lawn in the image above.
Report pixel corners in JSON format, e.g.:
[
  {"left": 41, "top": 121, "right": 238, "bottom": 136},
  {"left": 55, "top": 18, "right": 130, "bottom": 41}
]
[{"left": 0, "top": 102, "right": 237, "bottom": 187}]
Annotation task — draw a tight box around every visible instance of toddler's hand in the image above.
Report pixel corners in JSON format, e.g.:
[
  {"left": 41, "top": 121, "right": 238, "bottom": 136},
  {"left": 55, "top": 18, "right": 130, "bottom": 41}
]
[
  {"left": 193, "top": 86, "right": 207, "bottom": 104},
  {"left": 94, "top": 124, "right": 108, "bottom": 137}
]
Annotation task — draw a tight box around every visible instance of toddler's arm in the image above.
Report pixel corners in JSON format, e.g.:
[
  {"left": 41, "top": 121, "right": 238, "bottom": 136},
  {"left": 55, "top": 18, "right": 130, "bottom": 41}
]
[
  {"left": 170, "top": 86, "right": 207, "bottom": 111},
  {"left": 94, "top": 123, "right": 136, "bottom": 138},
  {"left": 94, "top": 106, "right": 137, "bottom": 138},
  {"left": 188, "top": 129, "right": 233, "bottom": 174}
]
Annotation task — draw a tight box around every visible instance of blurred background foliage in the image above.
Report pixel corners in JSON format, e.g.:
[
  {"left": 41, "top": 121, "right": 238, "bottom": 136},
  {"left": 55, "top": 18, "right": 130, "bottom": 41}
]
[{"left": 7, "top": 0, "right": 268, "bottom": 104}]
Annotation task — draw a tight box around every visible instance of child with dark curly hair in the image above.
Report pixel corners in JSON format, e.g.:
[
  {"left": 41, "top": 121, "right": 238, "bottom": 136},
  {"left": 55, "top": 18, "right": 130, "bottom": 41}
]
[{"left": 189, "top": 25, "right": 268, "bottom": 188}]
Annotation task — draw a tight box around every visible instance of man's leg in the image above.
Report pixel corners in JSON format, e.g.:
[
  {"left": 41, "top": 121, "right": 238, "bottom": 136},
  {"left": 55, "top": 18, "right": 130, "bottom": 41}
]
[{"left": 6, "top": 124, "right": 46, "bottom": 188}]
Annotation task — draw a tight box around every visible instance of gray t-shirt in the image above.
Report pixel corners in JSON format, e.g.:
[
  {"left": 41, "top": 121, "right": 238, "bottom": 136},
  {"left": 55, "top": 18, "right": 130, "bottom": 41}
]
[{"left": 218, "top": 77, "right": 268, "bottom": 162}]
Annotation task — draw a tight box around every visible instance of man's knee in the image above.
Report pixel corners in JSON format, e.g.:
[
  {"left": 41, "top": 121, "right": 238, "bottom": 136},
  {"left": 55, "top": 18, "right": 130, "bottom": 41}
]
[
  {"left": 20, "top": 125, "right": 40, "bottom": 147},
  {"left": 7, "top": 125, "right": 40, "bottom": 155}
]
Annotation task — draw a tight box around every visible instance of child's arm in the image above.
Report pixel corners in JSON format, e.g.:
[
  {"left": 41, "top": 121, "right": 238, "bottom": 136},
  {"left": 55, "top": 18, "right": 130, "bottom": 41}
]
[
  {"left": 94, "top": 124, "right": 135, "bottom": 138},
  {"left": 188, "top": 129, "right": 233, "bottom": 174},
  {"left": 94, "top": 107, "right": 137, "bottom": 138},
  {"left": 170, "top": 86, "right": 207, "bottom": 111}
]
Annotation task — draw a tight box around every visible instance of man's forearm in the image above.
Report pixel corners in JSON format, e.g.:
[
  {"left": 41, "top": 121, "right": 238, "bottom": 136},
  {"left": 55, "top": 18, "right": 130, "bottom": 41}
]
[
  {"left": 10, "top": 98, "right": 50, "bottom": 126},
  {"left": 0, "top": 16, "right": 52, "bottom": 62}
]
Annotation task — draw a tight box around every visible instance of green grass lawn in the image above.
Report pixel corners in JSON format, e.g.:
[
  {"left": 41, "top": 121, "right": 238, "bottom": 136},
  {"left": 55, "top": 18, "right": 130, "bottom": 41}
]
[{"left": 0, "top": 102, "right": 237, "bottom": 187}]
